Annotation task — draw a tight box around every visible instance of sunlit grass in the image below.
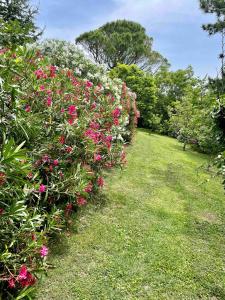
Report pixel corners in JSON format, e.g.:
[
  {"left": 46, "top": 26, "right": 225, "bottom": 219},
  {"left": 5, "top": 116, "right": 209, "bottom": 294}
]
[{"left": 36, "top": 129, "right": 225, "bottom": 299}]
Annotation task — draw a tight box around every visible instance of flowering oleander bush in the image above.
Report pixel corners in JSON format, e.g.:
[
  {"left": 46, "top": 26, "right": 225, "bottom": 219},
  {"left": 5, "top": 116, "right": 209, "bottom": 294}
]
[{"left": 0, "top": 45, "right": 137, "bottom": 299}]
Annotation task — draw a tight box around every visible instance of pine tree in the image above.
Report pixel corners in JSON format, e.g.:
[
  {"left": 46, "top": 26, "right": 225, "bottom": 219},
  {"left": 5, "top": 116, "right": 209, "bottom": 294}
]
[{"left": 0, "top": 0, "right": 42, "bottom": 45}]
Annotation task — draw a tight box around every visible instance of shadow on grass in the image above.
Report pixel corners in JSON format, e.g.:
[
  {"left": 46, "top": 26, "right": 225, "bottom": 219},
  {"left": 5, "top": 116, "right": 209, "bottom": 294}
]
[{"left": 47, "top": 192, "right": 109, "bottom": 258}]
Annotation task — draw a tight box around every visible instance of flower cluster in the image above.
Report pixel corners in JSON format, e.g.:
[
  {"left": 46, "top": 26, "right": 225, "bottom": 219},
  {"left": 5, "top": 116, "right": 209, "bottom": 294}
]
[{"left": 0, "top": 45, "right": 137, "bottom": 299}]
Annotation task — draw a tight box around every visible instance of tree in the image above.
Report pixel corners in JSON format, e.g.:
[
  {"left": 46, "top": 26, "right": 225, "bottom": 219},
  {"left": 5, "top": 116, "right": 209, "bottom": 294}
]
[
  {"left": 200, "top": 0, "right": 225, "bottom": 35},
  {"left": 76, "top": 20, "right": 167, "bottom": 71},
  {"left": 154, "top": 66, "right": 197, "bottom": 133},
  {"left": 110, "top": 64, "right": 158, "bottom": 128},
  {"left": 0, "top": 0, "right": 42, "bottom": 45}
]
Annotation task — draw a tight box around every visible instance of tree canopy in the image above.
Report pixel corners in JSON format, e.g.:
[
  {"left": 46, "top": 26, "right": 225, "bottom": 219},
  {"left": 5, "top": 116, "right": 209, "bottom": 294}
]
[
  {"left": 200, "top": 0, "right": 225, "bottom": 35},
  {"left": 0, "top": 0, "right": 42, "bottom": 45},
  {"left": 76, "top": 20, "right": 167, "bottom": 71}
]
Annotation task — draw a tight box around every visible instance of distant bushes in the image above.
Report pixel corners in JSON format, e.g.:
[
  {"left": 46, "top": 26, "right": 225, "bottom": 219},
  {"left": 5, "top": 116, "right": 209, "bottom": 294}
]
[{"left": 0, "top": 43, "right": 137, "bottom": 299}]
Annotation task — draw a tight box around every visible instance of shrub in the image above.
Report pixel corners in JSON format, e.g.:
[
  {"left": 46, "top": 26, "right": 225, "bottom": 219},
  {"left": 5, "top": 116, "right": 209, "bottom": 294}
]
[{"left": 0, "top": 45, "right": 137, "bottom": 299}]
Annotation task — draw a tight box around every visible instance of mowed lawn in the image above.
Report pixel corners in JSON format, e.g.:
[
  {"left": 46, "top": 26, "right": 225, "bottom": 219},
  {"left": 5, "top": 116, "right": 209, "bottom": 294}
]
[{"left": 36, "top": 129, "right": 225, "bottom": 300}]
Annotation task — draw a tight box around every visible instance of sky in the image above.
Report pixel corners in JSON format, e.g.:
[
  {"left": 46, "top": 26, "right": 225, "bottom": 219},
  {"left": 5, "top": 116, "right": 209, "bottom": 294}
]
[{"left": 33, "top": 0, "right": 222, "bottom": 78}]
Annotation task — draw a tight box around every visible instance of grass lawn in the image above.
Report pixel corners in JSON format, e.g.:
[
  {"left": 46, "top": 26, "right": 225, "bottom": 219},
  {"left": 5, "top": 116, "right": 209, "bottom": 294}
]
[{"left": 36, "top": 129, "right": 225, "bottom": 300}]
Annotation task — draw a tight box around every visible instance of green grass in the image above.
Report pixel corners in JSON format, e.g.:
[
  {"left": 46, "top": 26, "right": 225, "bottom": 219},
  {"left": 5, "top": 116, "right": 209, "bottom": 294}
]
[{"left": 36, "top": 129, "right": 225, "bottom": 300}]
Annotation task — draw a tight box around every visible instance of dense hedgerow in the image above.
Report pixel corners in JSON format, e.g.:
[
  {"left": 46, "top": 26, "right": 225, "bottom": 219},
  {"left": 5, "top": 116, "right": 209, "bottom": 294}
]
[{"left": 0, "top": 45, "right": 138, "bottom": 299}]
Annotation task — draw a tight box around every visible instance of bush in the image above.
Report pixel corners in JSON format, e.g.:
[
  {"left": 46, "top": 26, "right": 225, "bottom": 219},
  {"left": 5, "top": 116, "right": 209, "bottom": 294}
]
[{"left": 0, "top": 45, "right": 137, "bottom": 299}]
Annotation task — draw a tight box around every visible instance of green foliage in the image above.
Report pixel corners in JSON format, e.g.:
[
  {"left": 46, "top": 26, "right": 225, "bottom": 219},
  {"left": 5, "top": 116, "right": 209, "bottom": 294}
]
[
  {"left": 110, "top": 63, "right": 158, "bottom": 129},
  {"left": 200, "top": 0, "right": 225, "bottom": 35},
  {"left": 169, "top": 83, "right": 224, "bottom": 153},
  {"left": 0, "top": 0, "right": 41, "bottom": 44},
  {"left": 155, "top": 66, "right": 197, "bottom": 133},
  {"left": 76, "top": 20, "right": 167, "bottom": 71}
]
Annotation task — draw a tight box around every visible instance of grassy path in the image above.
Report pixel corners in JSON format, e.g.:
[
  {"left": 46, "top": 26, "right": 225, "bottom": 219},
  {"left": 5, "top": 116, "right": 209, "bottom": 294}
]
[{"left": 37, "top": 130, "right": 225, "bottom": 300}]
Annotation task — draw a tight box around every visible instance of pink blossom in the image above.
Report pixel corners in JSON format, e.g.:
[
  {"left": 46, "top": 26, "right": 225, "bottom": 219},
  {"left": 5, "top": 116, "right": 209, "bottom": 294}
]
[
  {"left": 8, "top": 277, "right": 15, "bottom": 288},
  {"left": 113, "top": 118, "right": 119, "bottom": 126},
  {"left": 40, "top": 245, "right": 48, "bottom": 257},
  {"left": 86, "top": 80, "right": 93, "bottom": 88},
  {"left": 53, "top": 159, "right": 59, "bottom": 166},
  {"left": 34, "top": 69, "right": 47, "bottom": 79},
  {"left": 94, "top": 153, "right": 102, "bottom": 161},
  {"left": 19, "top": 272, "right": 36, "bottom": 287},
  {"left": 49, "top": 65, "right": 57, "bottom": 78},
  {"left": 59, "top": 135, "right": 65, "bottom": 144},
  {"left": 77, "top": 197, "right": 87, "bottom": 206},
  {"left": 90, "top": 121, "right": 100, "bottom": 130},
  {"left": 97, "top": 177, "right": 104, "bottom": 187},
  {"left": 18, "top": 265, "right": 28, "bottom": 280},
  {"left": 25, "top": 105, "right": 31, "bottom": 112},
  {"left": 84, "top": 182, "right": 93, "bottom": 193},
  {"left": 65, "top": 146, "right": 72, "bottom": 153},
  {"left": 68, "top": 105, "right": 77, "bottom": 115},
  {"left": 112, "top": 108, "right": 121, "bottom": 118},
  {"left": 39, "top": 85, "right": 45, "bottom": 91},
  {"left": 46, "top": 96, "right": 52, "bottom": 107},
  {"left": 61, "top": 108, "right": 65, "bottom": 113},
  {"left": 91, "top": 102, "right": 97, "bottom": 110},
  {"left": 85, "top": 129, "right": 101, "bottom": 144},
  {"left": 39, "top": 184, "right": 46, "bottom": 193}
]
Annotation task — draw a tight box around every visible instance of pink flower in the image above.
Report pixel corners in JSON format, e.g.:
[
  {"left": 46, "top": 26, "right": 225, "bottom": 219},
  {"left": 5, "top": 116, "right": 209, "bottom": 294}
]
[
  {"left": 19, "top": 272, "right": 36, "bottom": 287},
  {"left": 68, "top": 118, "right": 76, "bottom": 125},
  {"left": 46, "top": 96, "right": 52, "bottom": 107},
  {"left": 97, "top": 177, "right": 104, "bottom": 187},
  {"left": 86, "top": 80, "right": 93, "bottom": 88},
  {"left": 49, "top": 65, "right": 57, "bottom": 78},
  {"left": 65, "top": 146, "right": 72, "bottom": 153},
  {"left": 39, "top": 85, "right": 45, "bottom": 91},
  {"left": 49, "top": 165, "right": 53, "bottom": 172},
  {"left": 25, "top": 105, "right": 31, "bottom": 112},
  {"left": 90, "top": 121, "right": 100, "bottom": 130},
  {"left": 61, "top": 108, "right": 65, "bottom": 113},
  {"left": 18, "top": 265, "right": 28, "bottom": 280},
  {"left": 39, "top": 184, "right": 46, "bottom": 193},
  {"left": 68, "top": 105, "right": 77, "bottom": 115},
  {"left": 40, "top": 245, "right": 48, "bottom": 257},
  {"left": 59, "top": 135, "right": 65, "bottom": 144},
  {"left": 0, "top": 208, "right": 4, "bottom": 215},
  {"left": 112, "top": 108, "right": 121, "bottom": 118},
  {"left": 105, "top": 135, "right": 113, "bottom": 142},
  {"left": 77, "top": 197, "right": 87, "bottom": 206},
  {"left": 8, "top": 277, "right": 15, "bottom": 289},
  {"left": 94, "top": 153, "right": 102, "bottom": 161},
  {"left": 34, "top": 69, "right": 47, "bottom": 79},
  {"left": 84, "top": 182, "right": 93, "bottom": 193},
  {"left": 113, "top": 118, "right": 119, "bottom": 126},
  {"left": 53, "top": 159, "right": 59, "bottom": 166},
  {"left": 91, "top": 102, "right": 97, "bottom": 110}
]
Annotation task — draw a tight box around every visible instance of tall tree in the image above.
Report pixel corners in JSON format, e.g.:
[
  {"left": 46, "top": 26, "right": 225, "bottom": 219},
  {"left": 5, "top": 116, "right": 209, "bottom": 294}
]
[
  {"left": 200, "top": 0, "right": 225, "bottom": 91},
  {"left": 200, "top": 0, "right": 225, "bottom": 34},
  {"left": 76, "top": 20, "right": 167, "bottom": 71},
  {"left": 0, "top": 0, "right": 42, "bottom": 45}
]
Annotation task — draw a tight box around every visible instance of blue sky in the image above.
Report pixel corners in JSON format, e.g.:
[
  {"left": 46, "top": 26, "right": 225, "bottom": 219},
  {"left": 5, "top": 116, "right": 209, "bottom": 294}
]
[{"left": 33, "top": 0, "right": 222, "bottom": 77}]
